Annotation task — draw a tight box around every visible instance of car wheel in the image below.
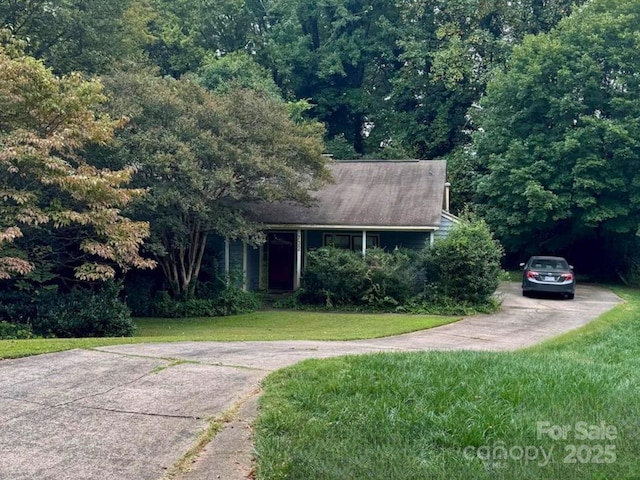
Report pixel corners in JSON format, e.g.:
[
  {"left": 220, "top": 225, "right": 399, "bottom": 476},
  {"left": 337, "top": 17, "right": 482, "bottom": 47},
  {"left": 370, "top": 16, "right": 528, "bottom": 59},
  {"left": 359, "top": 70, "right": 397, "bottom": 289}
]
[
  {"left": 522, "top": 290, "right": 529, "bottom": 298},
  {"left": 567, "top": 293, "right": 575, "bottom": 300}
]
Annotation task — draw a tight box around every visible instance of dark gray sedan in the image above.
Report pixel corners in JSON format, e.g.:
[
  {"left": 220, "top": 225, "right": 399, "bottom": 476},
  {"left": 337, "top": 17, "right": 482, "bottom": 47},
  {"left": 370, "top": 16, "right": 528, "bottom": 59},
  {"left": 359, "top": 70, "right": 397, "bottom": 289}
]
[{"left": 520, "top": 256, "right": 575, "bottom": 299}]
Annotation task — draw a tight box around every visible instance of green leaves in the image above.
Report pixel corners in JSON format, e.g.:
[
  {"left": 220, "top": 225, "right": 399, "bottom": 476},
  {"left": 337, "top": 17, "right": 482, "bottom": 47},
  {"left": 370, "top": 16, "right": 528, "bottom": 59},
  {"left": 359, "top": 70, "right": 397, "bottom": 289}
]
[
  {"left": 474, "top": 0, "right": 640, "bottom": 261},
  {"left": 0, "top": 39, "right": 154, "bottom": 280},
  {"left": 101, "top": 69, "right": 329, "bottom": 297}
]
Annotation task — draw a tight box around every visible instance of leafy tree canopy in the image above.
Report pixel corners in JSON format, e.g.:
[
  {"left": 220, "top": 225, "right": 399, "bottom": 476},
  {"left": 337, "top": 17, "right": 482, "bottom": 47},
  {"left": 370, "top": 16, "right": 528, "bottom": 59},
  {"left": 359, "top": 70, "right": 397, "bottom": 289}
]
[
  {"left": 473, "top": 0, "right": 640, "bottom": 272},
  {"left": 197, "top": 50, "right": 281, "bottom": 96},
  {"left": 0, "top": 0, "right": 140, "bottom": 74},
  {"left": 100, "top": 69, "right": 330, "bottom": 298},
  {"left": 0, "top": 35, "right": 154, "bottom": 281}
]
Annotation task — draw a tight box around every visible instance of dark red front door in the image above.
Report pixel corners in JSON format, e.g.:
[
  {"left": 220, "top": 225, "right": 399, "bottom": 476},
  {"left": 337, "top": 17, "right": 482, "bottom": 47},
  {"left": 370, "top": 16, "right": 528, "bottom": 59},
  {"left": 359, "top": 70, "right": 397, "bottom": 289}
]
[{"left": 267, "top": 232, "right": 295, "bottom": 290}]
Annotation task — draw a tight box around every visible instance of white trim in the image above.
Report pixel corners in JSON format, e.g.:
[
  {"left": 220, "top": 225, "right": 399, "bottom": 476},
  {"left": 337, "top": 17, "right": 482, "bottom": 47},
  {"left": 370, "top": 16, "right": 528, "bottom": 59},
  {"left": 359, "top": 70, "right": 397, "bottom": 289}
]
[
  {"left": 224, "top": 238, "right": 230, "bottom": 282},
  {"left": 294, "top": 229, "right": 302, "bottom": 289},
  {"left": 441, "top": 210, "right": 461, "bottom": 223},
  {"left": 263, "top": 224, "right": 439, "bottom": 231},
  {"left": 361, "top": 230, "right": 367, "bottom": 256}
]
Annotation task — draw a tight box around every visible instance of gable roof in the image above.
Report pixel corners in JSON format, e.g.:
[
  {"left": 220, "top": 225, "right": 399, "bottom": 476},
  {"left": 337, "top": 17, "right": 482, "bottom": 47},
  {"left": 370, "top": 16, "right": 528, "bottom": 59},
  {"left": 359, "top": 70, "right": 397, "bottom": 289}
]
[{"left": 251, "top": 160, "right": 447, "bottom": 229}]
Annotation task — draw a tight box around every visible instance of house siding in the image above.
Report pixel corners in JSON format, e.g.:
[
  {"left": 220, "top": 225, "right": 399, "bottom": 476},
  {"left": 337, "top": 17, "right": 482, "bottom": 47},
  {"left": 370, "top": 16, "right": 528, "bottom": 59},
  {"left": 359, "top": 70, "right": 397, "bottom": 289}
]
[{"left": 435, "top": 214, "right": 457, "bottom": 240}]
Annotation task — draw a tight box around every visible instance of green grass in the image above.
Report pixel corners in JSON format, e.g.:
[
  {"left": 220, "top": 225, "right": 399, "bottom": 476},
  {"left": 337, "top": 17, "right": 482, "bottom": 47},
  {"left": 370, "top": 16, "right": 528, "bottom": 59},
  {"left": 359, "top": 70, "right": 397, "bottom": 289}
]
[
  {"left": 254, "top": 286, "right": 640, "bottom": 480},
  {"left": 0, "top": 310, "right": 457, "bottom": 359}
]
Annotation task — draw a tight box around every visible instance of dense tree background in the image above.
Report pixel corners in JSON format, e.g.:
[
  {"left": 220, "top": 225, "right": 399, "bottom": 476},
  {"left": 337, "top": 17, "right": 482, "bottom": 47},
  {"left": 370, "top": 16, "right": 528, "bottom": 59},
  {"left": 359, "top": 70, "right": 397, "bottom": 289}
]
[
  {"left": 3, "top": 0, "right": 639, "bottom": 289},
  {"left": 473, "top": 0, "right": 640, "bottom": 277}
]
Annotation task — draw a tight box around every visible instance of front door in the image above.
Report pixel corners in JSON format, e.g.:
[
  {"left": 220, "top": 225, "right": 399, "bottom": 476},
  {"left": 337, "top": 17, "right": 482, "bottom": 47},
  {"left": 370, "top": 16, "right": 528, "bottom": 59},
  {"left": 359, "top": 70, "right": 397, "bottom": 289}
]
[{"left": 267, "top": 232, "right": 295, "bottom": 290}]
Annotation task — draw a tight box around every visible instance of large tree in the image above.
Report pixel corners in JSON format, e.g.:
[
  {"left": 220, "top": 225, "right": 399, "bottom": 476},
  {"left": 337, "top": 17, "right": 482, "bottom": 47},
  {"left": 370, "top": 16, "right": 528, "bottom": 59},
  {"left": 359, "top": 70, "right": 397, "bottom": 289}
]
[
  {"left": 0, "top": 36, "right": 154, "bottom": 281},
  {"left": 252, "top": 0, "right": 403, "bottom": 156},
  {"left": 473, "top": 0, "right": 640, "bottom": 273},
  {"left": 0, "top": 0, "right": 141, "bottom": 74},
  {"left": 101, "top": 69, "right": 330, "bottom": 298},
  {"left": 388, "top": 0, "right": 585, "bottom": 160}
]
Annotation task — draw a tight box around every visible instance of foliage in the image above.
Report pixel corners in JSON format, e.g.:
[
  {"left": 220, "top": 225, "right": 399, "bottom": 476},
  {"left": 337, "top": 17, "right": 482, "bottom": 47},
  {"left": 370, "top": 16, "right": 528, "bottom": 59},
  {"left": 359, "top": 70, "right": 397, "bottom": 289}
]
[
  {"left": 0, "top": 320, "right": 34, "bottom": 339},
  {"left": 362, "top": 248, "right": 418, "bottom": 308},
  {"left": 301, "top": 247, "right": 421, "bottom": 309},
  {"left": 254, "top": 0, "right": 403, "bottom": 155},
  {"left": 150, "top": 285, "right": 260, "bottom": 318},
  {"left": 419, "top": 217, "right": 504, "bottom": 304},
  {"left": 0, "top": 36, "right": 154, "bottom": 281},
  {"left": 0, "top": 0, "right": 140, "bottom": 74},
  {"left": 32, "top": 283, "right": 135, "bottom": 338},
  {"left": 0, "top": 282, "right": 135, "bottom": 338},
  {"left": 197, "top": 51, "right": 281, "bottom": 96},
  {"left": 100, "top": 69, "right": 330, "bottom": 299},
  {"left": 300, "top": 247, "right": 368, "bottom": 306},
  {"left": 388, "top": 0, "right": 584, "bottom": 159},
  {"left": 473, "top": 0, "right": 640, "bottom": 273}
]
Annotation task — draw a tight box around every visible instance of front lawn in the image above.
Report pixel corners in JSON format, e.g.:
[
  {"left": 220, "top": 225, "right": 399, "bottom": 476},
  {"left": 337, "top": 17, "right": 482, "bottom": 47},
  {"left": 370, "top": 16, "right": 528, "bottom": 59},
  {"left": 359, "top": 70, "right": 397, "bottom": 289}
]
[
  {"left": 0, "top": 311, "right": 457, "bottom": 359},
  {"left": 254, "top": 287, "right": 640, "bottom": 479}
]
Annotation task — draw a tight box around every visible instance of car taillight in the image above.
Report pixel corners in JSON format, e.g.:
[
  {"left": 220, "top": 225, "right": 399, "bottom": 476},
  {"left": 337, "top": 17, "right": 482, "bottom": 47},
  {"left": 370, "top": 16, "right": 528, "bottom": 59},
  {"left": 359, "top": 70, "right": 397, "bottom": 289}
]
[
  {"left": 526, "top": 271, "right": 538, "bottom": 278},
  {"left": 564, "top": 273, "right": 574, "bottom": 281}
]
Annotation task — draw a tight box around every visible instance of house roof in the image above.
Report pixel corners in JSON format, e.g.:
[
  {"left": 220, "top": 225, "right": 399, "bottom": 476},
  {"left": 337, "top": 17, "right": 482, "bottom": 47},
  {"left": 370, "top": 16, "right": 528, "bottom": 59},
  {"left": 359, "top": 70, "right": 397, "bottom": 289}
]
[{"left": 250, "top": 160, "right": 447, "bottom": 229}]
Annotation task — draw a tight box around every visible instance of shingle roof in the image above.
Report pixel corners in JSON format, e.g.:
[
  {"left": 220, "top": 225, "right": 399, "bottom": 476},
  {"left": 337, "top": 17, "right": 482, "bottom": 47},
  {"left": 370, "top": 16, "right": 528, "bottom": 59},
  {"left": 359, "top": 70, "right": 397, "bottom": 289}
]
[{"left": 250, "top": 160, "right": 447, "bottom": 228}]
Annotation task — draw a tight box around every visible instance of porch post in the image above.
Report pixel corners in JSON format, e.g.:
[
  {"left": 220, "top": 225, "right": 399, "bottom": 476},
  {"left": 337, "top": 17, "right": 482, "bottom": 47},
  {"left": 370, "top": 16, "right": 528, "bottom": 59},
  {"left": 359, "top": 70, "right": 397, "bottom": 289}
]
[
  {"left": 362, "top": 230, "right": 367, "bottom": 256},
  {"left": 429, "top": 231, "right": 435, "bottom": 247},
  {"left": 224, "top": 237, "right": 230, "bottom": 284},
  {"left": 258, "top": 244, "right": 264, "bottom": 290},
  {"left": 294, "top": 229, "right": 302, "bottom": 289},
  {"left": 242, "top": 241, "right": 248, "bottom": 291}
]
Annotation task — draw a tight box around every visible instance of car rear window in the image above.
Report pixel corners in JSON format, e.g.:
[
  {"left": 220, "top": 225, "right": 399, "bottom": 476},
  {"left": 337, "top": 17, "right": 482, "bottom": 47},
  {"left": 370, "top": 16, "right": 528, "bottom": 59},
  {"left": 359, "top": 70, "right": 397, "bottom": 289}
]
[{"left": 531, "top": 259, "right": 569, "bottom": 269}]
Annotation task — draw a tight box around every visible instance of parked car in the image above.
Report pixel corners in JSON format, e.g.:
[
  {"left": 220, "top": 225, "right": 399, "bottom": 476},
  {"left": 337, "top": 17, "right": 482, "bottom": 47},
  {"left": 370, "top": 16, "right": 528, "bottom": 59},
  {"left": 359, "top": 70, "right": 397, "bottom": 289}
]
[{"left": 520, "top": 256, "right": 575, "bottom": 299}]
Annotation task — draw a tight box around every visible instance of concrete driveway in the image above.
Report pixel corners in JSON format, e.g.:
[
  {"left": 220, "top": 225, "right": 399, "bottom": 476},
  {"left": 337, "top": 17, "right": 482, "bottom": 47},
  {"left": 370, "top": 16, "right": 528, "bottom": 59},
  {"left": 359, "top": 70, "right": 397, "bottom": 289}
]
[{"left": 0, "top": 282, "right": 621, "bottom": 480}]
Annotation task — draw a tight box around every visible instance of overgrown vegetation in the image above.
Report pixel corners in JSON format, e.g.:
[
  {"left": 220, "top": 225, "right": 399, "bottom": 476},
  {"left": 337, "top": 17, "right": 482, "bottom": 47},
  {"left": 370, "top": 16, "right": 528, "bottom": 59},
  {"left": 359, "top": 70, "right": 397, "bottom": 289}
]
[
  {"left": 254, "top": 286, "right": 639, "bottom": 479},
  {"left": 298, "top": 219, "right": 503, "bottom": 313},
  {"left": 0, "top": 282, "right": 135, "bottom": 338}
]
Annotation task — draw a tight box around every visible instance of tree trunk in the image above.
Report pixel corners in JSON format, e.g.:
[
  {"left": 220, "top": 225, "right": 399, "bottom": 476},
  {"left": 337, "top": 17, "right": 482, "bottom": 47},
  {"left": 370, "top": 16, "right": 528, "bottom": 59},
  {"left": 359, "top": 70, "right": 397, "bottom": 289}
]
[{"left": 156, "top": 228, "right": 209, "bottom": 300}]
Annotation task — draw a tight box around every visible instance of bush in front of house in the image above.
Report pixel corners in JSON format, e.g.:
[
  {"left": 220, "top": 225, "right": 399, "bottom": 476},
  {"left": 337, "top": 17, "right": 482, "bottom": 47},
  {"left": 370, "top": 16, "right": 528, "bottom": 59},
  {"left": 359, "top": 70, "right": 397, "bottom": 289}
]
[
  {"left": 32, "top": 282, "right": 136, "bottom": 338},
  {"left": 299, "top": 247, "right": 369, "bottom": 306},
  {"left": 300, "top": 247, "right": 419, "bottom": 308},
  {"left": 418, "top": 218, "right": 504, "bottom": 305},
  {"left": 0, "top": 282, "right": 135, "bottom": 338},
  {"left": 362, "top": 248, "right": 420, "bottom": 308},
  {"left": 150, "top": 284, "right": 260, "bottom": 318},
  {"left": 0, "top": 320, "right": 35, "bottom": 339},
  {"left": 298, "top": 219, "right": 503, "bottom": 311}
]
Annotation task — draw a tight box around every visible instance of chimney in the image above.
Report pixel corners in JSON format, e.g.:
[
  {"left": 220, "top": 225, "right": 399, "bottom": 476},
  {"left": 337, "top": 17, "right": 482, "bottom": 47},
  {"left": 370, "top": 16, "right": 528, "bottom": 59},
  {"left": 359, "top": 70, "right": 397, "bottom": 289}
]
[{"left": 444, "top": 182, "right": 451, "bottom": 213}]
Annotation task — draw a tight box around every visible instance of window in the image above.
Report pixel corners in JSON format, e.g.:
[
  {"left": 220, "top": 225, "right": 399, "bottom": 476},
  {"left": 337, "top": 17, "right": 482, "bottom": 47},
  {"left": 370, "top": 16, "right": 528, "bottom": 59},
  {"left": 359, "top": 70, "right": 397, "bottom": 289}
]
[{"left": 323, "top": 233, "right": 379, "bottom": 250}]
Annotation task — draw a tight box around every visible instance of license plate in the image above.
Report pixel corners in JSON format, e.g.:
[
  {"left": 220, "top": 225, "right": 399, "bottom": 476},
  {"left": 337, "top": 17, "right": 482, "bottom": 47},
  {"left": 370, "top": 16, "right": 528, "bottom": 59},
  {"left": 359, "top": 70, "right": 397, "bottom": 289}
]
[{"left": 544, "top": 276, "right": 555, "bottom": 282}]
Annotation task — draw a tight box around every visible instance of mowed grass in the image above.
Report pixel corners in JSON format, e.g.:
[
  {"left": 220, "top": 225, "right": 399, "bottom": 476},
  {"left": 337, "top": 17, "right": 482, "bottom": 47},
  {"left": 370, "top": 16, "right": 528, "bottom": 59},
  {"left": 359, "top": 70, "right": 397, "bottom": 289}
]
[
  {"left": 254, "top": 287, "right": 640, "bottom": 480},
  {"left": 0, "top": 311, "right": 457, "bottom": 359}
]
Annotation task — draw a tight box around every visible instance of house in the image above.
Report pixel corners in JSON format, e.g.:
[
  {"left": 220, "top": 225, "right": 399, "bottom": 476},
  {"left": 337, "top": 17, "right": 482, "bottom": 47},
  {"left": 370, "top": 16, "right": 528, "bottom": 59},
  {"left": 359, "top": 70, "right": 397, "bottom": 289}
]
[{"left": 223, "top": 160, "right": 457, "bottom": 291}]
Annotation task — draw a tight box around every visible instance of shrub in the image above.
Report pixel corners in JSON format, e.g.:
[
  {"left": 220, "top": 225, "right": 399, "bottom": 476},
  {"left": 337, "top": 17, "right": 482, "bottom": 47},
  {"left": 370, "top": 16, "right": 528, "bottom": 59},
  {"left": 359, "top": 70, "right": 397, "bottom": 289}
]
[
  {"left": 0, "top": 289, "right": 37, "bottom": 324},
  {"left": 0, "top": 320, "right": 35, "bottom": 339},
  {"left": 0, "top": 282, "right": 135, "bottom": 338},
  {"left": 362, "top": 248, "right": 419, "bottom": 308},
  {"left": 300, "top": 247, "right": 420, "bottom": 308},
  {"left": 419, "top": 218, "right": 504, "bottom": 304},
  {"left": 32, "top": 282, "right": 136, "bottom": 338},
  {"left": 214, "top": 285, "right": 261, "bottom": 315},
  {"left": 150, "top": 285, "right": 260, "bottom": 318},
  {"left": 300, "top": 247, "right": 368, "bottom": 306}
]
